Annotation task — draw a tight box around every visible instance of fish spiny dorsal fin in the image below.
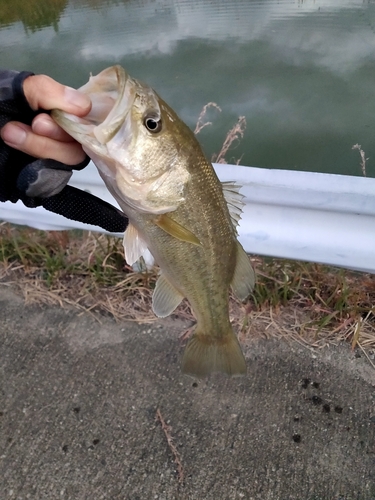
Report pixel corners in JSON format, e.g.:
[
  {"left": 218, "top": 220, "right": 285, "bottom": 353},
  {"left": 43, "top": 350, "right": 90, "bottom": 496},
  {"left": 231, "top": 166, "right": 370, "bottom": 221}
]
[
  {"left": 231, "top": 241, "right": 255, "bottom": 300},
  {"left": 152, "top": 273, "right": 184, "bottom": 318},
  {"left": 222, "top": 181, "right": 245, "bottom": 232},
  {"left": 123, "top": 223, "right": 149, "bottom": 266}
]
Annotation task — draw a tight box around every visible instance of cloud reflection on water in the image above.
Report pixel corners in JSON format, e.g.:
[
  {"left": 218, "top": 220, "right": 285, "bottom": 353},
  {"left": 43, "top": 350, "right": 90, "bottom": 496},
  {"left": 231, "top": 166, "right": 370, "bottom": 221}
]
[
  {"left": 0, "top": 0, "right": 374, "bottom": 175},
  {"left": 59, "top": 0, "right": 375, "bottom": 76}
]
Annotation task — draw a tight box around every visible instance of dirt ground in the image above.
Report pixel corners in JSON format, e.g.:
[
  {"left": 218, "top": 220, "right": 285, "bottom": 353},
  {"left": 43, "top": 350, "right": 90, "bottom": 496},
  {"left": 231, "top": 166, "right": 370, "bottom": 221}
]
[{"left": 0, "top": 286, "right": 374, "bottom": 500}]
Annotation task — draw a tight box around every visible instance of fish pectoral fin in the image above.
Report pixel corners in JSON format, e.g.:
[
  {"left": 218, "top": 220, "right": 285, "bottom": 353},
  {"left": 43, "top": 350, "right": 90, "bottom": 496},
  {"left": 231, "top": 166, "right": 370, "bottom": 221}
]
[
  {"left": 123, "top": 223, "right": 149, "bottom": 266},
  {"left": 154, "top": 214, "right": 201, "bottom": 246},
  {"left": 152, "top": 273, "right": 184, "bottom": 318},
  {"left": 231, "top": 242, "right": 256, "bottom": 300}
]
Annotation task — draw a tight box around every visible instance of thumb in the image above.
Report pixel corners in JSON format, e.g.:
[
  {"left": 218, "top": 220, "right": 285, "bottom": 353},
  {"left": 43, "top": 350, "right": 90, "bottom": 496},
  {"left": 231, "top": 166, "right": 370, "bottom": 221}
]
[{"left": 23, "top": 74, "right": 91, "bottom": 116}]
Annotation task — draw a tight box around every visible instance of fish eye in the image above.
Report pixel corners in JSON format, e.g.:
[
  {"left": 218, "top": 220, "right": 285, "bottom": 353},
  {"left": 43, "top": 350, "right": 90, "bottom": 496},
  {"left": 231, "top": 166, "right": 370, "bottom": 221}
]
[{"left": 143, "top": 115, "right": 162, "bottom": 133}]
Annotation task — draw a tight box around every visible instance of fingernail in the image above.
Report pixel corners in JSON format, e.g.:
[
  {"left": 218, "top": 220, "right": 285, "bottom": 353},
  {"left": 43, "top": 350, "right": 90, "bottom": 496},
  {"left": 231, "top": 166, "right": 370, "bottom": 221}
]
[
  {"left": 32, "top": 116, "right": 57, "bottom": 136},
  {"left": 64, "top": 87, "right": 91, "bottom": 111},
  {"left": 1, "top": 123, "right": 27, "bottom": 146}
]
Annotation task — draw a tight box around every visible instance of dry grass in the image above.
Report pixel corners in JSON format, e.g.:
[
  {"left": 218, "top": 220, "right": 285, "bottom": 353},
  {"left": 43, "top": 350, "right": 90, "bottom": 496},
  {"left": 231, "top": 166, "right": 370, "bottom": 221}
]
[
  {"left": 212, "top": 116, "right": 247, "bottom": 165},
  {"left": 352, "top": 143, "right": 368, "bottom": 177},
  {"left": 194, "top": 102, "right": 222, "bottom": 135},
  {"left": 156, "top": 408, "right": 185, "bottom": 484},
  {"left": 232, "top": 256, "right": 375, "bottom": 356},
  {"left": 0, "top": 223, "right": 374, "bottom": 360},
  {"left": 194, "top": 102, "right": 246, "bottom": 165},
  {"left": 0, "top": 223, "right": 157, "bottom": 322}
]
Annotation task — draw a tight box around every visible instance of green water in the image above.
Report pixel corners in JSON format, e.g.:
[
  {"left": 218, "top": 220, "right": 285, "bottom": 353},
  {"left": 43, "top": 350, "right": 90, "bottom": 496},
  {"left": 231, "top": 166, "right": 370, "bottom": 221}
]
[{"left": 1, "top": 0, "right": 375, "bottom": 177}]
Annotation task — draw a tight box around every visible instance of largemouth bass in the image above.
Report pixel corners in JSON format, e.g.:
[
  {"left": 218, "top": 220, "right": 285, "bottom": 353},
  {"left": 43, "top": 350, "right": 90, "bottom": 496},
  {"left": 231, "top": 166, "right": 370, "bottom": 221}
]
[{"left": 52, "top": 66, "right": 255, "bottom": 378}]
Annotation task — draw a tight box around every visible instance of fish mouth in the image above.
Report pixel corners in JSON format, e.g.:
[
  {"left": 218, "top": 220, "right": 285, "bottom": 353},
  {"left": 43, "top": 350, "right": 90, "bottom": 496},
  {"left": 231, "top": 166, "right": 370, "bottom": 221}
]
[{"left": 52, "top": 65, "right": 135, "bottom": 147}]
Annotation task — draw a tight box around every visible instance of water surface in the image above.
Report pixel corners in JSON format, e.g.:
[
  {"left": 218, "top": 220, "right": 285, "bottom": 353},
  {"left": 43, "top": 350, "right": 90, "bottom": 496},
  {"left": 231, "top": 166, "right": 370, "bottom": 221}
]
[{"left": 1, "top": 0, "right": 375, "bottom": 176}]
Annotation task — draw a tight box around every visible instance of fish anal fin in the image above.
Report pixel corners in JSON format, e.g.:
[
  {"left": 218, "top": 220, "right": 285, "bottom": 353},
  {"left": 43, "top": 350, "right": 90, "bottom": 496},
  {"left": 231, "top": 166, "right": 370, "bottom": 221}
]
[
  {"left": 123, "top": 223, "right": 148, "bottom": 266},
  {"left": 181, "top": 328, "right": 247, "bottom": 378},
  {"left": 154, "top": 214, "right": 201, "bottom": 246},
  {"left": 152, "top": 273, "right": 184, "bottom": 318},
  {"left": 231, "top": 242, "right": 255, "bottom": 300},
  {"left": 222, "top": 181, "right": 245, "bottom": 231}
]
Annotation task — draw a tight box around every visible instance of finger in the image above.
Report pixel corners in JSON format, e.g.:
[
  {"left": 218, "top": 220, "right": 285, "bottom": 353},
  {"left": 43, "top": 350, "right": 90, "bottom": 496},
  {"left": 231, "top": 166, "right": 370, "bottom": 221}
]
[
  {"left": 32, "top": 114, "right": 74, "bottom": 142},
  {"left": 1, "top": 122, "right": 86, "bottom": 165},
  {"left": 23, "top": 74, "right": 91, "bottom": 116}
]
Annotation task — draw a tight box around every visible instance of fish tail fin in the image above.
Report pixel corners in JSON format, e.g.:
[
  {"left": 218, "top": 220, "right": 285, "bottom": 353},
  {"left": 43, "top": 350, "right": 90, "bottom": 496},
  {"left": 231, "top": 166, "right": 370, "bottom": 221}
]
[{"left": 181, "top": 327, "right": 246, "bottom": 378}]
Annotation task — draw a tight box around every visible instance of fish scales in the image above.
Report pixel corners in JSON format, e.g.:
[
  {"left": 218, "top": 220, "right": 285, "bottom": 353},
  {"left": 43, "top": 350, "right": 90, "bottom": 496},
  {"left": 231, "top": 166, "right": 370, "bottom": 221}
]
[
  {"left": 52, "top": 65, "right": 255, "bottom": 378},
  {"left": 134, "top": 153, "right": 236, "bottom": 327}
]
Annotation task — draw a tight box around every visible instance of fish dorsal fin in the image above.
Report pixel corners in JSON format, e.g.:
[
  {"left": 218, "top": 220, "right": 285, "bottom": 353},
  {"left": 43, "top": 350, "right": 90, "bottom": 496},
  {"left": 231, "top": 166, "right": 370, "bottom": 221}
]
[
  {"left": 123, "top": 223, "right": 149, "bottom": 266},
  {"left": 222, "top": 181, "right": 245, "bottom": 231},
  {"left": 154, "top": 214, "right": 201, "bottom": 246},
  {"left": 152, "top": 273, "right": 184, "bottom": 318},
  {"left": 231, "top": 241, "right": 255, "bottom": 300}
]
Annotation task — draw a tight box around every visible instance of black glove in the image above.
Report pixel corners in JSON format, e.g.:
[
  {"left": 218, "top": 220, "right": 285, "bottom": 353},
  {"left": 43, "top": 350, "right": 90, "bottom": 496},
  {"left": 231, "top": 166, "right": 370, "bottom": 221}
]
[{"left": 0, "top": 70, "right": 128, "bottom": 233}]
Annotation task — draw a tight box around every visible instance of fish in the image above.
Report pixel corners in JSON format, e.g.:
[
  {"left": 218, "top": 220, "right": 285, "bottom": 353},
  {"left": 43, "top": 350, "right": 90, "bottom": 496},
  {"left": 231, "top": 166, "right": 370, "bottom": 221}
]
[{"left": 52, "top": 65, "right": 255, "bottom": 378}]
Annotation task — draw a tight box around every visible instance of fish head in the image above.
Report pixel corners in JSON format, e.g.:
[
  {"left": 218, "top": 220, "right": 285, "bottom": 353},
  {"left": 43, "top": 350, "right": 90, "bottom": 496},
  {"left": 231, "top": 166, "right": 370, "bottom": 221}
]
[{"left": 52, "top": 65, "right": 191, "bottom": 214}]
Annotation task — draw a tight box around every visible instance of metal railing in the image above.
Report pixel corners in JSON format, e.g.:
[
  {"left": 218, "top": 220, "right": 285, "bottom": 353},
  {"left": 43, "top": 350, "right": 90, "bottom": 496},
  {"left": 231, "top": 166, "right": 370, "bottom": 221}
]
[{"left": 1, "top": 163, "right": 375, "bottom": 273}]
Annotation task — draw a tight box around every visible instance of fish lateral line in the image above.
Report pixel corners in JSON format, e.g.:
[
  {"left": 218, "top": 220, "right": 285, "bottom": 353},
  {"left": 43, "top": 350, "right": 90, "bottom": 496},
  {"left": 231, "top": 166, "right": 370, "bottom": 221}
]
[{"left": 154, "top": 214, "right": 201, "bottom": 246}]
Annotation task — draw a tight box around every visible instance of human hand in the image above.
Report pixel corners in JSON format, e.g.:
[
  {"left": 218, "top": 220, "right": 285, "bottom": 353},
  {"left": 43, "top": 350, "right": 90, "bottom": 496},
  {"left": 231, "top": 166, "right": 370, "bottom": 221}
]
[
  {"left": 1, "top": 74, "right": 90, "bottom": 166},
  {"left": 0, "top": 70, "right": 128, "bottom": 233}
]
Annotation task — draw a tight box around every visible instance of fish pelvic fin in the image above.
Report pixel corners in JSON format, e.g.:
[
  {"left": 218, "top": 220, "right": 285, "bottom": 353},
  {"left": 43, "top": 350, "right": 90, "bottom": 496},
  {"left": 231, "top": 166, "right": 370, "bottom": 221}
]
[
  {"left": 152, "top": 273, "right": 184, "bottom": 318},
  {"left": 154, "top": 214, "right": 201, "bottom": 246},
  {"left": 231, "top": 241, "right": 255, "bottom": 300},
  {"left": 181, "top": 327, "right": 247, "bottom": 378}
]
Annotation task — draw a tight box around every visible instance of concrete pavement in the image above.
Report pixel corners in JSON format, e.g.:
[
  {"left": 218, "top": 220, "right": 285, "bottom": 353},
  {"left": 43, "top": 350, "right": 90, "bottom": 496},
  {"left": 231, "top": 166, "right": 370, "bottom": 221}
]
[{"left": 0, "top": 286, "right": 374, "bottom": 500}]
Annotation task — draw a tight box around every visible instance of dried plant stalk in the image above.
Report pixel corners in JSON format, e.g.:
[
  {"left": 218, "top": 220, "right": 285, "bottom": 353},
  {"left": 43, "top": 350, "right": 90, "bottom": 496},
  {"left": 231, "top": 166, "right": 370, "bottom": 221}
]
[
  {"left": 212, "top": 116, "right": 246, "bottom": 164},
  {"left": 194, "top": 102, "right": 222, "bottom": 135},
  {"left": 156, "top": 408, "right": 185, "bottom": 484},
  {"left": 352, "top": 143, "right": 368, "bottom": 177}
]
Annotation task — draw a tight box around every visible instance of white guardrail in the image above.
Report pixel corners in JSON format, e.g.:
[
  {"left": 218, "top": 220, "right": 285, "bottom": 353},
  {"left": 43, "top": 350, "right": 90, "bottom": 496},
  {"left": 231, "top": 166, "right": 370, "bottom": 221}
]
[{"left": 1, "top": 163, "right": 375, "bottom": 273}]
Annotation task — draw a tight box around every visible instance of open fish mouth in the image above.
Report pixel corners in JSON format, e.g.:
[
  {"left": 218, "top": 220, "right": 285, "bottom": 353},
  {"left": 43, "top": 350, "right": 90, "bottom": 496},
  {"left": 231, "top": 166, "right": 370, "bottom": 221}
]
[
  {"left": 52, "top": 65, "right": 136, "bottom": 148},
  {"left": 52, "top": 66, "right": 182, "bottom": 215}
]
